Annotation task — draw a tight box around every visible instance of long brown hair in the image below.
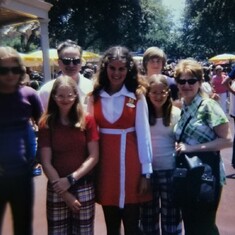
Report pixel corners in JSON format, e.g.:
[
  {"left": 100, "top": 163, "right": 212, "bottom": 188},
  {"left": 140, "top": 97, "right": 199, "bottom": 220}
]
[
  {"left": 39, "top": 75, "right": 86, "bottom": 130},
  {"left": 146, "top": 74, "right": 173, "bottom": 126},
  {"left": 92, "top": 46, "right": 146, "bottom": 101}
]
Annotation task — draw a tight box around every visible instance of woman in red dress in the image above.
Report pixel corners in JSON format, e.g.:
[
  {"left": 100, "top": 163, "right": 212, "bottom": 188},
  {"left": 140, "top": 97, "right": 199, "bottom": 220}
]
[{"left": 88, "top": 46, "right": 153, "bottom": 235}]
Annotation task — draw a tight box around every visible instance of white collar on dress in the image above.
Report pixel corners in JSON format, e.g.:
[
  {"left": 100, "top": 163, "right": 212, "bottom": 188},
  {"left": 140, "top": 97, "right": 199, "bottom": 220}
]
[{"left": 100, "top": 85, "right": 136, "bottom": 100}]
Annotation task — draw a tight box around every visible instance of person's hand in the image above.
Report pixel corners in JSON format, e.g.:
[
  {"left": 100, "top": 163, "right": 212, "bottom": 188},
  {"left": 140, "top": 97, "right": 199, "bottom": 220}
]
[
  {"left": 62, "top": 192, "right": 81, "bottom": 213},
  {"left": 172, "top": 99, "right": 183, "bottom": 109},
  {"left": 138, "top": 177, "right": 151, "bottom": 195},
  {"left": 221, "top": 76, "right": 230, "bottom": 86},
  {"left": 51, "top": 177, "right": 70, "bottom": 194},
  {"left": 210, "top": 92, "right": 220, "bottom": 101},
  {"left": 175, "top": 142, "right": 191, "bottom": 153}
]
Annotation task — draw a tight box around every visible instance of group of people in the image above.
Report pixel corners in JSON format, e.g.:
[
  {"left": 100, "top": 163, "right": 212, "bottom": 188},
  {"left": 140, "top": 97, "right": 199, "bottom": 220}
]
[{"left": 0, "top": 41, "right": 233, "bottom": 235}]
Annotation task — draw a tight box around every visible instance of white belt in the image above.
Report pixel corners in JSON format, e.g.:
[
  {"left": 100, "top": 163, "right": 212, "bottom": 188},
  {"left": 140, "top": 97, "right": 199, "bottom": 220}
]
[
  {"left": 99, "top": 127, "right": 135, "bottom": 135},
  {"left": 100, "top": 127, "right": 135, "bottom": 208}
]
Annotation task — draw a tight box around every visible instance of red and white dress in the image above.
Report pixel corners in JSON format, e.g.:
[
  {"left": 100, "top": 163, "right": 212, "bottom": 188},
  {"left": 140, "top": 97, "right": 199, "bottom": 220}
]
[{"left": 91, "top": 86, "right": 152, "bottom": 208}]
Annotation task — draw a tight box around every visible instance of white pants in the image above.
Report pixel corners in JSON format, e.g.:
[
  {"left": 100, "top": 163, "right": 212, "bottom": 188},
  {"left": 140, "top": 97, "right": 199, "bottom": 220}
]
[{"left": 218, "top": 92, "right": 228, "bottom": 113}]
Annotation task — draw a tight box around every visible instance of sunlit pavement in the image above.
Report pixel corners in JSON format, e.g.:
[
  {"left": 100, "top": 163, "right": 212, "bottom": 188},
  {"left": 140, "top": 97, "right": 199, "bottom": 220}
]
[{"left": 3, "top": 121, "right": 235, "bottom": 235}]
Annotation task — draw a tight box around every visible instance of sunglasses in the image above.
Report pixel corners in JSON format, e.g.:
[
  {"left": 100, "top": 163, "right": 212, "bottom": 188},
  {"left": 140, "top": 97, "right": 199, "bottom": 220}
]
[
  {"left": 59, "top": 57, "right": 81, "bottom": 65},
  {"left": 0, "top": 67, "right": 23, "bottom": 75},
  {"left": 177, "top": 78, "right": 198, "bottom": 85}
]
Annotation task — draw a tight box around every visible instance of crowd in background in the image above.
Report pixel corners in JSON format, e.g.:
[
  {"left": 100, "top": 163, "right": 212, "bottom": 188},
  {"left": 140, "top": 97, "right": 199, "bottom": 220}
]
[{"left": 24, "top": 57, "right": 235, "bottom": 113}]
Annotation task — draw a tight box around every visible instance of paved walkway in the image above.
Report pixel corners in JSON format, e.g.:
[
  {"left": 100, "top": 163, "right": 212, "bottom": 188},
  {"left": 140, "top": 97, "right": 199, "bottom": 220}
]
[{"left": 2, "top": 140, "right": 235, "bottom": 235}]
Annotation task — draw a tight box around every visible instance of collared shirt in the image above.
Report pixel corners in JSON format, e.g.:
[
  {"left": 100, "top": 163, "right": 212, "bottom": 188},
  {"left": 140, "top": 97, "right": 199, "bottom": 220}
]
[
  {"left": 174, "top": 94, "right": 228, "bottom": 145},
  {"left": 174, "top": 94, "right": 228, "bottom": 185},
  {"left": 38, "top": 73, "right": 93, "bottom": 111},
  {"left": 88, "top": 85, "right": 153, "bottom": 174}
]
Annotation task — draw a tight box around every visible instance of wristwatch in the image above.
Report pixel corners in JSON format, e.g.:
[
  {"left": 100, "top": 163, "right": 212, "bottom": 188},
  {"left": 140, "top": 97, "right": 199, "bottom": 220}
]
[
  {"left": 142, "top": 173, "right": 151, "bottom": 179},
  {"left": 67, "top": 174, "right": 77, "bottom": 186}
]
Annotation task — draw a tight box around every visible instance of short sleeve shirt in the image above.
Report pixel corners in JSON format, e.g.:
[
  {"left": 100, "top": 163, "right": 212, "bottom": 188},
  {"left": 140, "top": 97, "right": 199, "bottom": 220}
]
[
  {"left": 174, "top": 94, "right": 228, "bottom": 145},
  {"left": 38, "top": 114, "right": 99, "bottom": 176}
]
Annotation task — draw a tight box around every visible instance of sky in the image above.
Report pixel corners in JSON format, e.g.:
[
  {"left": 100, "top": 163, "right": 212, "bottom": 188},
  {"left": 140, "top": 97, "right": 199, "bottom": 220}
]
[{"left": 162, "top": 0, "right": 186, "bottom": 23}]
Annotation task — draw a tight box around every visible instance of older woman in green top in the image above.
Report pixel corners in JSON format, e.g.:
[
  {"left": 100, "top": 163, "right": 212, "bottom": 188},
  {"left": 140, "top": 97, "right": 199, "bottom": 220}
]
[{"left": 173, "top": 58, "right": 232, "bottom": 235}]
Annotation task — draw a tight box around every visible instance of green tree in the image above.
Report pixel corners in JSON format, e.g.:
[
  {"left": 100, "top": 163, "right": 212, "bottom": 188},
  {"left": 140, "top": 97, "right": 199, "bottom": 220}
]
[
  {"left": 180, "top": 0, "right": 235, "bottom": 58},
  {"left": 47, "top": 0, "right": 143, "bottom": 50},
  {"left": 46, "top": 0, "right": 172, "bottom": 52},
  {"left": 0, "top": 0, "right": 177, "bottom": 57},
  {"left": 140, "top": 0, "right": 173, "bottom": 49}
]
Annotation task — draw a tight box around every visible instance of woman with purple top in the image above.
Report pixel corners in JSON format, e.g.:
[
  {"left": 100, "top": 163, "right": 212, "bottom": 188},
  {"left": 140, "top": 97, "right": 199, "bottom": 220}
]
[{"left": 0, "top": 46, "right": 43, "bottom": 235}]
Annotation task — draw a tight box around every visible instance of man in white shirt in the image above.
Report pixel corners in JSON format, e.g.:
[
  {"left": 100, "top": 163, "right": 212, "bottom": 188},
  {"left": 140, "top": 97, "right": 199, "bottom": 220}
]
[{"left": 38, "top": 40, "right": 93, "bottom": 110}]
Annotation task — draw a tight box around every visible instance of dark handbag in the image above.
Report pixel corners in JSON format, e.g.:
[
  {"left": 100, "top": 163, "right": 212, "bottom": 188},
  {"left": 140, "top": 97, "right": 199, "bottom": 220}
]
[
  {"left": 172, "top": 100, "right": 217, "bottom": 206},
  {"left": 185, "top": 154, "right": 216, "bottom": 205},
  {"left": 172, "top": 152, "right": 217, "bottom": 207}
]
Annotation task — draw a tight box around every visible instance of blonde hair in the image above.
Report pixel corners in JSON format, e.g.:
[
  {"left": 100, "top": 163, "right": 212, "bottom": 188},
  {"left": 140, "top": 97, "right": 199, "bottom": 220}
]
[
  {"left": 174, "top": 58, "right": 207, "bottom": 97},
  {"left": 174, "top": 58, "right": 203, "bottom": 82},
  {"left": 0, "top": 46, "right": 26, "bottom": 83}
]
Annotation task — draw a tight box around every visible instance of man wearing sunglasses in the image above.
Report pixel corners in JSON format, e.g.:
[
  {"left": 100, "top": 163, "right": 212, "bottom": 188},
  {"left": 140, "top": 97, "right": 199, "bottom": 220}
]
[{"left": 38, "top": 39, "right": 93, "bottom": 110}]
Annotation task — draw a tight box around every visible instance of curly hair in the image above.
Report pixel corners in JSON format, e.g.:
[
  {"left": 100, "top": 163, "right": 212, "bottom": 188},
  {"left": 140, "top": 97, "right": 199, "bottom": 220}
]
[{"left": 92, "top": 46, "right": 146, "bottom": 101}]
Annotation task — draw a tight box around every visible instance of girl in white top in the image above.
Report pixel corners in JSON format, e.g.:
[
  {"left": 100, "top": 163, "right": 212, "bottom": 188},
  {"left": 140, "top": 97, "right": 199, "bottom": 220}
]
[{"left": 140, "top": 74, "right": 182, "bottom": 235}]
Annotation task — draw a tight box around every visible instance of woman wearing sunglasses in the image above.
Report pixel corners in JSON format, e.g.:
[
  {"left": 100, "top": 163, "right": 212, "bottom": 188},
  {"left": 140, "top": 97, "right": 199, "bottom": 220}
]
[
  {"left": 0, "top": 46, "right": 43, "bottom": 235},
  {"left": 38, "top": 39, "right": 93, "bottom": 111},
  {"left": 173, "top": 59, "right": 232, "bottom": 235}
]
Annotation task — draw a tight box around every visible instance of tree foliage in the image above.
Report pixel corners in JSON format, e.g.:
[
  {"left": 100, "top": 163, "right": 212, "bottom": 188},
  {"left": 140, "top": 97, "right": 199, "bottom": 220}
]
[
  {"left": 180, "top": 0, "right": 235, "bottom": 59},
  {"left": 46, "top": 0, "right": 172, "bottom": 52},
  {"left": 1, "top": 0, "right": 235, "bottom": 60}
]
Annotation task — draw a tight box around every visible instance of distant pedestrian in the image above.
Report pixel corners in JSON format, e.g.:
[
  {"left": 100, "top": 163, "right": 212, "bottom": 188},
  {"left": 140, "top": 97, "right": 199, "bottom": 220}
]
[{"left": 211, "top": 65, "right": 228, "bottom": 113}]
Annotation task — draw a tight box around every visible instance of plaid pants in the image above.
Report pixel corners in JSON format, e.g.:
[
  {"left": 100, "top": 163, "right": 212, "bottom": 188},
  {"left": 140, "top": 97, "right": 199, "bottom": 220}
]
[
  {"left": 46, "top": 181, "right": 95, "bottom": 235},
  {"left": 139, "top": 170, "right": 182, "bottom": 235}
]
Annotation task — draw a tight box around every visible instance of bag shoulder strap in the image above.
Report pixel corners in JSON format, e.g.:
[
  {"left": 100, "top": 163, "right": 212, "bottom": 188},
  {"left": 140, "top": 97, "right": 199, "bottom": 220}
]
[{"left": 178, "top": 100, "right": 203, "bottom": 142}]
